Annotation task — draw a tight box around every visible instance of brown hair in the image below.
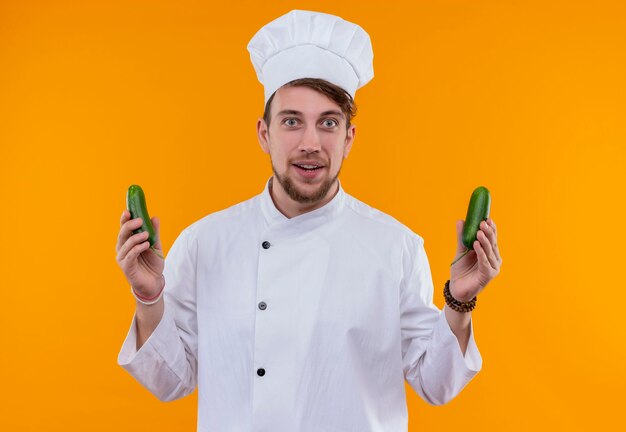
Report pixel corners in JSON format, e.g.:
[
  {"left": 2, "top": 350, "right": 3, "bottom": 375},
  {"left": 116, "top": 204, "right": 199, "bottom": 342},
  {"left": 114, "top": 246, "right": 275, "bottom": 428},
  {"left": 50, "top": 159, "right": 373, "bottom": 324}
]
[{"left": 263, "top": 78, "right": 357, "bottom": 130}]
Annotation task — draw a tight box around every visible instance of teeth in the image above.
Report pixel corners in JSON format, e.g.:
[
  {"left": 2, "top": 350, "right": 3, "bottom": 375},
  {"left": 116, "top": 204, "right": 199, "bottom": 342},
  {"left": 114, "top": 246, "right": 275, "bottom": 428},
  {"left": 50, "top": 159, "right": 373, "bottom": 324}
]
[{"left": 298, "top": 164, "right": 320, "bottom": 169}]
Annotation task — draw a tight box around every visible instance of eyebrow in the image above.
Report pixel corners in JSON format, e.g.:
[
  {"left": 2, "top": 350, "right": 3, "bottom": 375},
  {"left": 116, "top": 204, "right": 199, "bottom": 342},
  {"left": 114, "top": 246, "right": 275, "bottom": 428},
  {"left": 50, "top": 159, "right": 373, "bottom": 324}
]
[{"left": 276, "top": 109, "right": 345, "bottom": 119}]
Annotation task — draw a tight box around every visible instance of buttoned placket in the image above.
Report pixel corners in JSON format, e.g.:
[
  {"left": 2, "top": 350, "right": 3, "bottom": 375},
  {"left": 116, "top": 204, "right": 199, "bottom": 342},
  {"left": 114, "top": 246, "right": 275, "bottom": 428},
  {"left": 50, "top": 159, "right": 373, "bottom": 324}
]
[
  {"left": 256, "top": 238, "right": 271, "bottom": 381},
  {"left": 250, "top": 178, "right": 346, "bottom": 431}
]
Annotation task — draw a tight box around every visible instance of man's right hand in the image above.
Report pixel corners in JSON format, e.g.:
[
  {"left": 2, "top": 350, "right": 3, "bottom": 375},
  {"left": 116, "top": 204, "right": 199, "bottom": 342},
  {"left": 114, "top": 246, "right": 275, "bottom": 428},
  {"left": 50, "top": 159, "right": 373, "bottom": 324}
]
[{"left": 116, "top": 210, "right": 165, "bottom": 299}]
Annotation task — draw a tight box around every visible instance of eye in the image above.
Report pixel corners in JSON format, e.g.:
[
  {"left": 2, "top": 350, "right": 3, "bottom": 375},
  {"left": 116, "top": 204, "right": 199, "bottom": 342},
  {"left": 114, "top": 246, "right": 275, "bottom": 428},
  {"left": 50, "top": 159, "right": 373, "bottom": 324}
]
[
  {"left": 283, "top": 118, "right": 299, "bottom": 127},
  {"left": 322, "top": 119, "right": 338, "bottom": 128}
]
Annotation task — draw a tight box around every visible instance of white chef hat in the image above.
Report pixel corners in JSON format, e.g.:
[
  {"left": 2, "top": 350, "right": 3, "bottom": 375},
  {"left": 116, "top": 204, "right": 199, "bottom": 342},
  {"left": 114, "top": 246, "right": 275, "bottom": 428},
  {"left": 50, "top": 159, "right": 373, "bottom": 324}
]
[{"left": 247, "top": 9, "right": 374, "bottom": 105}]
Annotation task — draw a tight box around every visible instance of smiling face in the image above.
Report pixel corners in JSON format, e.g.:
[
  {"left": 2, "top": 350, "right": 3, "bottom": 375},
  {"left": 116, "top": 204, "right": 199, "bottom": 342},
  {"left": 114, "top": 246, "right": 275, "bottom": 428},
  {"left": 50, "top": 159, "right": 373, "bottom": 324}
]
[{"left": 257, "top": 85, "right": 356, "bottom": 215}]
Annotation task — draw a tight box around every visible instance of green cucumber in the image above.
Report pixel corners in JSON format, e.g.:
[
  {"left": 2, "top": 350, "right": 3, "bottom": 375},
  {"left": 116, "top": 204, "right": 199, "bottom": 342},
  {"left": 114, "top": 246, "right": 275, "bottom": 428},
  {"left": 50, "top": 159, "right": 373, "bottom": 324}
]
[
  {"left": 451, "top": 186, "right": 491, "bottom": 266},
  {"left": 126, "top": 184, "right": 163, "bottom": 259}
]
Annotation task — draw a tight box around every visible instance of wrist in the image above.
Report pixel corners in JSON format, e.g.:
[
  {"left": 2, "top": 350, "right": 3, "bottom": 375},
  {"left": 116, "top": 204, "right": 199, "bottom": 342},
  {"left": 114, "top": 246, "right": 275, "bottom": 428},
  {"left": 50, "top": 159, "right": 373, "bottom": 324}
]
[
  {"left": 448, "top": 279, "right": 475, "bottom": 302},
  {"left": 444, "top": 279, "right": 476, "bottom": 313},
  {"left": 131, "top": 275, "right": 165, "bottom": 306}
]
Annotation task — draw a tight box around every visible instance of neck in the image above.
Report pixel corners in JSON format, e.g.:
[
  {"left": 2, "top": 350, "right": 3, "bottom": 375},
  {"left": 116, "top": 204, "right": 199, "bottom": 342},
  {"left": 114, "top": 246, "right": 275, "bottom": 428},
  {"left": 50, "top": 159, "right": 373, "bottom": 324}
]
[{"left": 269, "top": 177, "right": 339, "bottom": 219}]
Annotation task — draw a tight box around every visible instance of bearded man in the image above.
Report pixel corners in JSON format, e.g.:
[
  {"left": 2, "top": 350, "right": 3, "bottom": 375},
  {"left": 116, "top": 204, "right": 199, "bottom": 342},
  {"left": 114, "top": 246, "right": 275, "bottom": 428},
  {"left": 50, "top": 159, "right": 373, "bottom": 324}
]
[{"left": 116, "top": 9, "right": 502, "bottom": 432}]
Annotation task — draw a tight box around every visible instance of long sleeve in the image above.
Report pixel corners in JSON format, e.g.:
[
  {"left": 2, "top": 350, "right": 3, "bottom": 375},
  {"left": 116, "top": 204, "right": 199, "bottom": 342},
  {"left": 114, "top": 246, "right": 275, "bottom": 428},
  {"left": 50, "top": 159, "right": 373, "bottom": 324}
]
[
  {"left": 117, "top": 226, "right": 199, "bottom": 402},
  {"left": 400, "top": 234, "right": 482, "bottom": 406}
]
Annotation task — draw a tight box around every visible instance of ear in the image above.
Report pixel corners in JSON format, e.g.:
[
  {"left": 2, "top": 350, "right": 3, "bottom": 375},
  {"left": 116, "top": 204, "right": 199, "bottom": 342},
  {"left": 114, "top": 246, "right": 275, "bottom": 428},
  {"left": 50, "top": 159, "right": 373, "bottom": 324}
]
[
  {"left": 342, "top": 124, "right": 356, "bottom": 159},
  {"left": 256, "top": 118, "right": 270, "bottom": 154}
]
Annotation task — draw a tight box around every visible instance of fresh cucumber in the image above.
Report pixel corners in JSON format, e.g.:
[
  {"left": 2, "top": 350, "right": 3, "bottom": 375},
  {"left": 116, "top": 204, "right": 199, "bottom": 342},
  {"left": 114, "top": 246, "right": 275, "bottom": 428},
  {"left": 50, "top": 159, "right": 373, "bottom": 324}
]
[
  {"left": 451, "top": 186, "right": 491, "bottom": 266},
  {"left": 462, "top": 186, "right": 491, "bottom": 248},
  {"left": 126, "top": 184, "right": 163, "bottom": 259}
]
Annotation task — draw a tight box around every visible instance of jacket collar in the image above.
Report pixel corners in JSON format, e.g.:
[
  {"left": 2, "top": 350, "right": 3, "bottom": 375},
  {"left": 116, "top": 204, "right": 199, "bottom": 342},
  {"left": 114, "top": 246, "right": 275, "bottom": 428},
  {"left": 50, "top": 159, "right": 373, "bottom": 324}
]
[{"left": 259, "top": 177, "right": 346, "bottom": 236}]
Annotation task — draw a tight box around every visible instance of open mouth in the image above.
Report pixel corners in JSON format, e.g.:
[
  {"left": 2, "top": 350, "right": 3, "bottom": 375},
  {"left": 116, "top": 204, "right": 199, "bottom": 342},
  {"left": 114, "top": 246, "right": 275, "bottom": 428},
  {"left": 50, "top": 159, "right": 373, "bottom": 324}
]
[
  {"left": 292, "top": 162, "right": 326, "bottom": 179},
  {"left": 292, "top": 163, "right": 324, "bottom": 172}
]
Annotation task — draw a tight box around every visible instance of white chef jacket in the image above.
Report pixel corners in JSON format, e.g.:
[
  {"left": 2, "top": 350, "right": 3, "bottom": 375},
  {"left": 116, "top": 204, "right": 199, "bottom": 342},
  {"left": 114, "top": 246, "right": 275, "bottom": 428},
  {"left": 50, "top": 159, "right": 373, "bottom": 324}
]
[{"left": 118, "top": 178, "right": 482, "bottom": 432}]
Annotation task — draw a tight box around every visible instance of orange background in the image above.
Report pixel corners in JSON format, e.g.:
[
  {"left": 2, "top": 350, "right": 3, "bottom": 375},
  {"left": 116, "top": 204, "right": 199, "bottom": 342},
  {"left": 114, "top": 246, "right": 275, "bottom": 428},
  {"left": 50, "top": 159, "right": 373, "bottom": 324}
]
[{"left": 1, "top": 0, "right": 624, "bottom": 430}]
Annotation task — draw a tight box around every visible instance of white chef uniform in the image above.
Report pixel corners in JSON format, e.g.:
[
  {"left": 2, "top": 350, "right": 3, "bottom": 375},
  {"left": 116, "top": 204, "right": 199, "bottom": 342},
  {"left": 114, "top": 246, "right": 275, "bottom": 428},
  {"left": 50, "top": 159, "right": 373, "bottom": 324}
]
[{"left": 118, "top": 178, "right": 482, "bottom": 432}]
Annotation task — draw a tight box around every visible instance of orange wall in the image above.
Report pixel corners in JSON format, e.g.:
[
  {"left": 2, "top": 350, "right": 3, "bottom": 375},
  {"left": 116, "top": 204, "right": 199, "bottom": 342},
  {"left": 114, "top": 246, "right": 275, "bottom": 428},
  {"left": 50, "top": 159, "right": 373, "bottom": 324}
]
[{"left": 1, "top": 0, "right": 624, "bottom": 430}]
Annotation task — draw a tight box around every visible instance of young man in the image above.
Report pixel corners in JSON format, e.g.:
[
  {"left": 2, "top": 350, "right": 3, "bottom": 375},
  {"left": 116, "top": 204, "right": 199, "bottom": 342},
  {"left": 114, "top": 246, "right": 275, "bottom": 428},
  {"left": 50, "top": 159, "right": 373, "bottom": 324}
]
[{"left": 116, "top": 10, "right": 502, "bottom": 432}]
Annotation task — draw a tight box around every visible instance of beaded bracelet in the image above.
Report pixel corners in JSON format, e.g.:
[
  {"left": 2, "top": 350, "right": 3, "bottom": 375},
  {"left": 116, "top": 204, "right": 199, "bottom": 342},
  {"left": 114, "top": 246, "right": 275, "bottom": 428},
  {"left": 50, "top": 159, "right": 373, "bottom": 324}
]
[
  {"left": 131, "top": 274, "right": 165, "bottom": 306},
  {"left": 444, "top": 279, "right": 476, "bottom": 313}
]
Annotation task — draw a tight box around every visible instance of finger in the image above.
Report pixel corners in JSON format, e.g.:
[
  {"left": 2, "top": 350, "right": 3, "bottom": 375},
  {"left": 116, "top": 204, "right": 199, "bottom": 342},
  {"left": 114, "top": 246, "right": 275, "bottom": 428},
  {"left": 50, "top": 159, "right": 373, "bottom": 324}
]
[
  {"left": 486, "top": 218, "right": 502, "bottom": 264},
  {"left": 480, "top": 220, "right": 495, "bottom": 236},
  {"left": 478, "top": 230, "right": 498, "bottom": 270},
  {"left": 117, "top": 210, "right": 130, "bottom": 252},
  {"left": 477, "top": 230, "right": 498, "bottom": 271},
  {"left": 117, "top": 211, "right": 130, "bottom": 252},
  {"left": 125, "top": 239, "right": 152, "bottom": 263},
  {"left": 474, "top": 240, "right": 496, "bottom": 273},
  {"left": 480, "top": 220, "right": 496, "bottom": 247},
  {"left": 481, "top": 220, "right": 501, "bottom": 263},
  {"left": 486, "top": 219, "right": 498, "bottom": 241},
  {"left": 117, "top": 230, "right": 149, "bottom": 262},
  {"left": 116, "top": 217, "right": 144, "bottom": 252},
  {"left": 120, "top": 209, "right": 130, "bottom": 226},
  {"left": 117, "top": 230, "right": 150, "bottom": 263}
]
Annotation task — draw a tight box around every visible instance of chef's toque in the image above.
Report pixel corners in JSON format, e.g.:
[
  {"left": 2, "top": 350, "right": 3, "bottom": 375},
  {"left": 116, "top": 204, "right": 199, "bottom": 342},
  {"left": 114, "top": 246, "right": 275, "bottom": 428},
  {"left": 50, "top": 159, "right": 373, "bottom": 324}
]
[{"left": 247, "top": 9, "right": 374, "bottom": 105}]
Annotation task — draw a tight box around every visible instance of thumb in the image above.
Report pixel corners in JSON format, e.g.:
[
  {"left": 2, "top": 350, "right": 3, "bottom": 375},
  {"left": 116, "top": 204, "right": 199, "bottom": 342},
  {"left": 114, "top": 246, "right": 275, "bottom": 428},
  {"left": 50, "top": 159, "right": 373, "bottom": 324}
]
[{"left": 456, "top": 220, "right": 467, "bottom": 252}]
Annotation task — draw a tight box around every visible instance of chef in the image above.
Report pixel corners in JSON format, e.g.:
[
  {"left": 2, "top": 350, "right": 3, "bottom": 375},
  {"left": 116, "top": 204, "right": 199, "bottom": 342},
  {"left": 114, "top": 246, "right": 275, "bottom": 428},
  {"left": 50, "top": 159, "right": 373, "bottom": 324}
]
[{"left": 116, "top": 9, "right": 502, "bottom": 432}]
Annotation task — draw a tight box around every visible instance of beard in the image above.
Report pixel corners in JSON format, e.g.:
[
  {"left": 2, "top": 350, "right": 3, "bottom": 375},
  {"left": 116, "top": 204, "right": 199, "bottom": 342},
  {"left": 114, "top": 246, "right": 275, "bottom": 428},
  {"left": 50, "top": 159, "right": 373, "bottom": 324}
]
[{"left": 272, "top": 163, "right": 340, "bottom": 204}]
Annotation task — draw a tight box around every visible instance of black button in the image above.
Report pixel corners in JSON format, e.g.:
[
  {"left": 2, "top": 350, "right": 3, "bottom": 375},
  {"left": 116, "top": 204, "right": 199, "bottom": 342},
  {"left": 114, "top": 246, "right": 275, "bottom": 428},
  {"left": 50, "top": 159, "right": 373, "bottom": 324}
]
[
  {"left": 262, "top": 241, "right": 271, "bottom": 249},
  {"left": 258, "top": 301, "right": 267, "bottom": 310},
  {"left": 257, "top": 368, "right": 265, "bottom": 377}
]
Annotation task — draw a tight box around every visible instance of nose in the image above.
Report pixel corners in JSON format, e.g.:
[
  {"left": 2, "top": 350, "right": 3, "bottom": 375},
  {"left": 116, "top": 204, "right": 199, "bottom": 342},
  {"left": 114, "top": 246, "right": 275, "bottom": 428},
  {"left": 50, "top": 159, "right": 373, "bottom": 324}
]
[{"left": 298, "top": 125, "right": 321, "bottom": 153}]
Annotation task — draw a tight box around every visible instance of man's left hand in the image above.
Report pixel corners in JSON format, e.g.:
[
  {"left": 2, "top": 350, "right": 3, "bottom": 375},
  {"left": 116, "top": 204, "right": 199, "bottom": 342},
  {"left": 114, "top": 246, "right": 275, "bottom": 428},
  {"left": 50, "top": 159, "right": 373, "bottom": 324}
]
[{"left": 449, "top": 218, "right": 502, "bottom": 302}]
